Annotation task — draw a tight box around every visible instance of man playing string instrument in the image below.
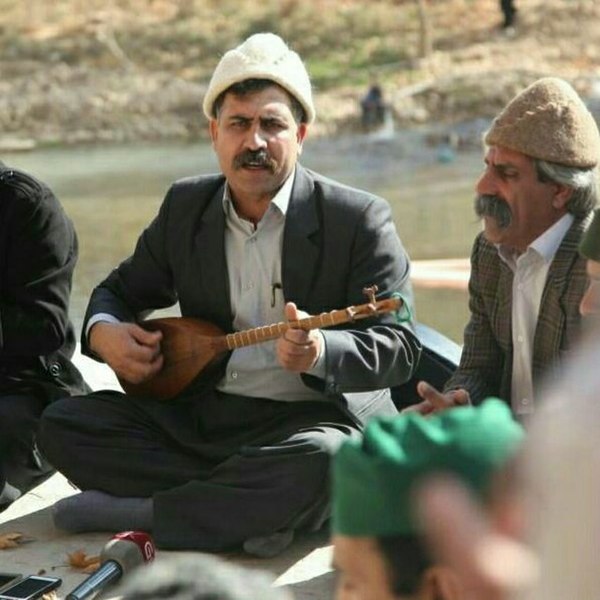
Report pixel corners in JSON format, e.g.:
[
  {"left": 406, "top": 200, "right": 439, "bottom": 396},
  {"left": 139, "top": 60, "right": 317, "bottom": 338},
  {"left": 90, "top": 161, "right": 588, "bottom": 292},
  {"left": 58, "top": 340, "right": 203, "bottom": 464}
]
[{"left": 39, "top": 33, "right": 420, "bottom": 555}]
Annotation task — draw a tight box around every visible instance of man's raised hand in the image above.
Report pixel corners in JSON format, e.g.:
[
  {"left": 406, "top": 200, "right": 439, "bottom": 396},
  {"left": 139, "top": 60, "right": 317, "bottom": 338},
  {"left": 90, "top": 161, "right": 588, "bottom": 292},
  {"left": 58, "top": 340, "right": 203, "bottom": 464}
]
[
  {"left": 403, "top": 381, "right": 471, "bottom": 415},
  {"left": 276, "top": 302, "right": 322, "bottom": 373}
]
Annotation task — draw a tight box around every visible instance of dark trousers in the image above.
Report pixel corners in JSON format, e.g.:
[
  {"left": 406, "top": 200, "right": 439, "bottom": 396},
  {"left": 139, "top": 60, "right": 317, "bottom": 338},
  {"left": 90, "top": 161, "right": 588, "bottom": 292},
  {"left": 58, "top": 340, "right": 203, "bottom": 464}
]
[
  {"left": 39, "top": 389, "right": 358, "bottom": 550},
  {"left": 0, "top": 394, "right": 54, "bottom": 508}
]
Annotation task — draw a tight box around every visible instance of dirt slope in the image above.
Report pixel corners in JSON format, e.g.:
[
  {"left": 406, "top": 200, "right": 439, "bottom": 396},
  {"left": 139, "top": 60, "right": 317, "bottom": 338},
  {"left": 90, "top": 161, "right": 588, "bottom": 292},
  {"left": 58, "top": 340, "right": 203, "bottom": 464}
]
[{"left": 0, "top": 0, "right": 599, "bottom": 145}]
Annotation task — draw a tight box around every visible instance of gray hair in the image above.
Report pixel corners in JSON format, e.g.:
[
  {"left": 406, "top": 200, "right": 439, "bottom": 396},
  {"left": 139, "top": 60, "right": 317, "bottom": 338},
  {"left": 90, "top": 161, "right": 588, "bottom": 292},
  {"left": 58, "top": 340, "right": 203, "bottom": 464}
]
[
  {"left": 116, "top": 554, "right": 293, "bottom": 600},
  {"left": 535, "top": 159, "right": 598, "bottom": 216}
]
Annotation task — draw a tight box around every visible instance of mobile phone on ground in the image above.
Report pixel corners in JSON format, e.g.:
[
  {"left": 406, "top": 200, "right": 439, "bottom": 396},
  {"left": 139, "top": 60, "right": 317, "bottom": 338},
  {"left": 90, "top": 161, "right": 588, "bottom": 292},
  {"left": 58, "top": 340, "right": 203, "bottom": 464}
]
[
  {"left": 0, "top": 575, "right": 61, "bottom": 600},
  {"left": 0, "top": 575, "right": 22, "bottom": 594}
]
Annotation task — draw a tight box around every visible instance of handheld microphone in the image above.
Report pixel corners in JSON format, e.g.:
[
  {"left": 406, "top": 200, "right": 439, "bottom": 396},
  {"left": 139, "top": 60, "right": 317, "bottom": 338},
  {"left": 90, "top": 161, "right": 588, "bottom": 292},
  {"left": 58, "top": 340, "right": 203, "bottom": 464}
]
[{"left": 66, "top": 531, "right": 155, "bottom": 600}]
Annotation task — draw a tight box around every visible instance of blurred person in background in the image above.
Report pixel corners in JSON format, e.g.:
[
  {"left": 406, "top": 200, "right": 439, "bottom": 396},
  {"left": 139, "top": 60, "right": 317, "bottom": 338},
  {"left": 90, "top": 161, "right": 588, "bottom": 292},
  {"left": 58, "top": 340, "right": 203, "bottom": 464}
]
[
  {"left": 360, "top": 80, "right": 385, "bottom": 129},
  {"left": 521, "top": 334, "right": 600, "bottom": 600},
  {"left": 578, "top": 207, "right": 600, "bottom": 318},
  {"left": 418, "top": 333, "right": 600, "bottom": 600},
  {"left": 500, "top": 0, "right": 518, "bottom": 29},
  {"left": 117, "top": 553, "right": 293, "bottom": 600},
  {"left": 331, "top": 399, "right": 524, "bottom": 600}
]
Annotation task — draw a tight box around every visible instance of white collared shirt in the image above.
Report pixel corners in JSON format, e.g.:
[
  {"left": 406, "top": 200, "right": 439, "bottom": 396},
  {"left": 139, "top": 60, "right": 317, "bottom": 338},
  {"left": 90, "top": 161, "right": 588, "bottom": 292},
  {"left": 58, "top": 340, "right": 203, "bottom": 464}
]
[
  {"left": 216, "top": 170, "right": 326, "bottom": 401},
  {"left": 498, "top": 213, "right": 574, "bottom": 415}
]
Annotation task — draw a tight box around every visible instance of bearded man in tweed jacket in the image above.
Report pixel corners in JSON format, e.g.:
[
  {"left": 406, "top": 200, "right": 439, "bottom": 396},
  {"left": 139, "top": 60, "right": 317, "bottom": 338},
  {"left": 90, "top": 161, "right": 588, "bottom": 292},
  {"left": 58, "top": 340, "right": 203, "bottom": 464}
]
[{"left": 414, "top": 77, "right": 599, "bottom": 419}]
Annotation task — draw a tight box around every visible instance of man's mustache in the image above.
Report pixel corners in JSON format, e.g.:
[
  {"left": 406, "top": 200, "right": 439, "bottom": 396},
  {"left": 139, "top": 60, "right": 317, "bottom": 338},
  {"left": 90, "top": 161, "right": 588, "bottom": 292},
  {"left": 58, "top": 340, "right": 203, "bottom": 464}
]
[
  {"left": 233, "top": 149, "right": 277, "bottom": 172},
  {"left": 474, "top": 194, "right": 512, "bottom": 229}
]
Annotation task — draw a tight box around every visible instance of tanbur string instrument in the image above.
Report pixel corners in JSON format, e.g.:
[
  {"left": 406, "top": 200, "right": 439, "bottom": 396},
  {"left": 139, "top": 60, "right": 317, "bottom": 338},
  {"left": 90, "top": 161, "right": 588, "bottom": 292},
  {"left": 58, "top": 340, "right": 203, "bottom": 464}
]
[{"left": 119, "top": 286, "right": 407, "bottom": 400}]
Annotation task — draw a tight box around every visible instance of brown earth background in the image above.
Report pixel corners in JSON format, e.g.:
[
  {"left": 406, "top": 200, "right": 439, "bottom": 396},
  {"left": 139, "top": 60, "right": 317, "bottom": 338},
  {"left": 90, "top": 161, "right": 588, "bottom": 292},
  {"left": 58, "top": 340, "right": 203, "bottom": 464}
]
[{"left": 1, "top": 0, "right": 599, "bottom": 147}]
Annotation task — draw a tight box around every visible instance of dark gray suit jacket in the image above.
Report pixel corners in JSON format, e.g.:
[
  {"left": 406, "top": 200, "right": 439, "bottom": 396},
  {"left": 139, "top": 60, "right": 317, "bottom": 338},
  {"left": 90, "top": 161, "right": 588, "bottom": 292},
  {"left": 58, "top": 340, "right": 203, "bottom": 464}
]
[
  {"left": 444, "top": 213, "right": 591, "bottom": 406},
  {"left": 83, "top": 165, "right": 420, "bottom": 426}
]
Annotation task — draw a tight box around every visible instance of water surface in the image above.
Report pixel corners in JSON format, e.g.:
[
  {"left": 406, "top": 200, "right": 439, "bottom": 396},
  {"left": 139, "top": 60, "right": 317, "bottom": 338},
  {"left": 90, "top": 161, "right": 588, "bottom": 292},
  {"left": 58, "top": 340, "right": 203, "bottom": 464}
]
[{"left": 5, "top": 135, "right": 484, "bottom": 342}]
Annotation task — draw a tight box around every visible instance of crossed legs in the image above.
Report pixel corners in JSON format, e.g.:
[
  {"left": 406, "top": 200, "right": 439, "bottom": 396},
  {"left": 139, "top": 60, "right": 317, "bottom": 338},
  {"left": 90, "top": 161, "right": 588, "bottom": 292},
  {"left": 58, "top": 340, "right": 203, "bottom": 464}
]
[{"left": 39, "top": 389, "right": 357, "bottom": 550}]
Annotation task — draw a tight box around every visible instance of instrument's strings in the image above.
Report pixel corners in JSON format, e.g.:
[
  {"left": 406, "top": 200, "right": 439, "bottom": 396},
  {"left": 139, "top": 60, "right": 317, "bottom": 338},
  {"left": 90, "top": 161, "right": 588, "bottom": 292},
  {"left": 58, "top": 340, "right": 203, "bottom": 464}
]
[
  {"left": 158, "top": 298, "right": 404, "bottom": 362},
  {"left": 122, "top": 295, "right": 405, "bottom": 396}
]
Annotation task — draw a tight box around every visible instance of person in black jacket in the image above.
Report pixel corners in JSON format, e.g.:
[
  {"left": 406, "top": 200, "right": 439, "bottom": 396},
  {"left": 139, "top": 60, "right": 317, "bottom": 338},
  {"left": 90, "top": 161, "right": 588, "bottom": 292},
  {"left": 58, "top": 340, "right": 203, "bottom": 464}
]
[{"left": 0, "top": 162, "right": 88, "bottom": 511}]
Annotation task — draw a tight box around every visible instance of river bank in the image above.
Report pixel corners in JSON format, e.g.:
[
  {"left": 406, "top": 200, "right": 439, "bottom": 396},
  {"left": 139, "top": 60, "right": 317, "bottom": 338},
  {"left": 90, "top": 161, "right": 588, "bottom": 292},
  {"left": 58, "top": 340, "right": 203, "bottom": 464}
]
[
  {"left": 3, "top": 64, "right": 600, "bottom": 151},
  {"left": 1, "top": 0, "right": 600, "bottom": 149}
]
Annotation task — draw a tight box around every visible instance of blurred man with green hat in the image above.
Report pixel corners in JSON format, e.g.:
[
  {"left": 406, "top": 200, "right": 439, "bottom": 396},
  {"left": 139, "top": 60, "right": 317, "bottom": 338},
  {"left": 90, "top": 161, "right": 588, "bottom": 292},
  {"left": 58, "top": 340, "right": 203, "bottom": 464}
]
[
  {"left": 579, "top": 208, "right": 600, "bottom": 317},
  {"left": 331, "top": 399, "right": 524, "bottom": 600}
]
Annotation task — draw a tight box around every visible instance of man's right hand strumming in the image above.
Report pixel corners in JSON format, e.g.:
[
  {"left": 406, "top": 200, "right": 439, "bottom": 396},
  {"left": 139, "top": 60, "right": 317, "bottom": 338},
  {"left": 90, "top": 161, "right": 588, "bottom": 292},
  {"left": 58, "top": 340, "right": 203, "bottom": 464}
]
[{"left": 89, "top": 322, "right": 163, "bottom": 384}]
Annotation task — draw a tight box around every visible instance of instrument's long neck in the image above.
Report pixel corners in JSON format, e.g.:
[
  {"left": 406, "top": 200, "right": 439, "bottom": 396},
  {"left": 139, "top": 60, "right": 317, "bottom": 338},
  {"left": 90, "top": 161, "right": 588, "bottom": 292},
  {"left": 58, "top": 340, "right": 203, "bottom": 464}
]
[
  {"left": 223, "top": 298, "right": 400, "bottom": 350},
  {"left": 120, "top": 288, "right": 402, "bottom": 401},
  {"left": 224, "top": 310, "right": 345, "bottom": 350}
]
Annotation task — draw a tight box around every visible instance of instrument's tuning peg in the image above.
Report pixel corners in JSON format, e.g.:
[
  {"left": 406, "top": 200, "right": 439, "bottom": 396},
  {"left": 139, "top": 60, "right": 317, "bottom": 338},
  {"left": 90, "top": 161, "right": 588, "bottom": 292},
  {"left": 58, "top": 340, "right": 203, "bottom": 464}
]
[{"left": 362, "top": 285, "right": 378, "bottom": 305}]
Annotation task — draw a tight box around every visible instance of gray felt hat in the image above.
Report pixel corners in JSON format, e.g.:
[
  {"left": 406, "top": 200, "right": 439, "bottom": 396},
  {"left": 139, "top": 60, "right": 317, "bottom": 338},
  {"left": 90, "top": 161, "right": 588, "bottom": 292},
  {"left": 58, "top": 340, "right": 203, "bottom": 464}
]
[{"left": 485, "top": 77, "right": 600, "bottom": 168}]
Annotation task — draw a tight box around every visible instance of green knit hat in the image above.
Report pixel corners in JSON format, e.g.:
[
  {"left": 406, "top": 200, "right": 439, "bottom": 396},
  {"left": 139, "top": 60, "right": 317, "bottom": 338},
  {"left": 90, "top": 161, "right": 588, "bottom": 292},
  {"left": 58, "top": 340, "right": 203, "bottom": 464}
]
[
  {"left": 580, "top": 209, "right": 600, "bottom": 262},
  {"left": 332, "top": 399, "right": 524, "bottom": 537}
]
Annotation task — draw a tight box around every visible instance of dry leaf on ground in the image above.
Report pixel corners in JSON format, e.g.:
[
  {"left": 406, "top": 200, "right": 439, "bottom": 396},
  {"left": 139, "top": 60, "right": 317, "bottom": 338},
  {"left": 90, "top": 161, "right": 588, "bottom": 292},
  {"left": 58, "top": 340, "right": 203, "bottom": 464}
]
[
  {"left": 0, "top": 532, "right": 25, "bottom": 549},
  {"left": 67, "top": 549, "right": 101, "bottom": 573}
]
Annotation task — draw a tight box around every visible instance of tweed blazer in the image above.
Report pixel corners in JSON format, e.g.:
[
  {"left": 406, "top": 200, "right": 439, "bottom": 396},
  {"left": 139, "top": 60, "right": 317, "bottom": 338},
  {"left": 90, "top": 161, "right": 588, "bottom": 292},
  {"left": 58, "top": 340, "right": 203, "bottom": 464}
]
[
  {"left": 444, "top": 213, "right": 591, "bottom": 406},
  {"left": 83, "top": 164, "right": 421, "bottom": 426}
]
